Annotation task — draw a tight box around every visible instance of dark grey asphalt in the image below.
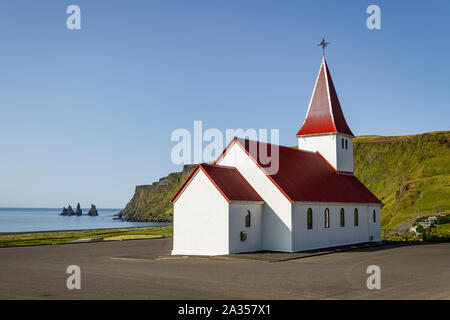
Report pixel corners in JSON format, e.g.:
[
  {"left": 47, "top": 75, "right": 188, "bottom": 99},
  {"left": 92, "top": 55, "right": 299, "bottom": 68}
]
[{"left": 0, "top": 239, "right": 449, "bottom": 299}]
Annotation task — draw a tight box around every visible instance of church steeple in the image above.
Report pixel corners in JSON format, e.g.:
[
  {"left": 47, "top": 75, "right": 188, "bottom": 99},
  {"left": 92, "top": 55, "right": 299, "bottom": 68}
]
[
  {"left": 297, "top": 57, "right": 354, "bottom": 174},
  {"left": 296, "top": 57, "right": 354, "bottom": 137}
]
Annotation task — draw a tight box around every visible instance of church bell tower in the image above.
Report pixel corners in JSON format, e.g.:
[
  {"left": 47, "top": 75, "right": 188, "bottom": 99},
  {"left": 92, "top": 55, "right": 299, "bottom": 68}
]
[{"left": 296, "top": 56, "right": 355, "bottom": 174}]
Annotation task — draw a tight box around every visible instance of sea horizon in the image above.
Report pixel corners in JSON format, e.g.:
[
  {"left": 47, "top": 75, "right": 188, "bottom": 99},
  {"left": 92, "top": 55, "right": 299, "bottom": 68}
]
[{"left": 0, "top": 207, "right": 169, "bottom": 233}]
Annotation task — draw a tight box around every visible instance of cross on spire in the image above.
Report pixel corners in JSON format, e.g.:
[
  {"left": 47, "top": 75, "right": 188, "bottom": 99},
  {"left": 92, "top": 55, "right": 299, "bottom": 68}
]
[{"left": 317, "top": 37, "right": 330, "bottom": 56}]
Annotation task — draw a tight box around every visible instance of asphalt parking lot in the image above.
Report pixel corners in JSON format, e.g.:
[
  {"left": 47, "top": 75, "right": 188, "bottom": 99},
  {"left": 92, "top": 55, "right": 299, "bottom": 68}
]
[{"left": 0, "top": 238, "right": 449, "bottom": 299}]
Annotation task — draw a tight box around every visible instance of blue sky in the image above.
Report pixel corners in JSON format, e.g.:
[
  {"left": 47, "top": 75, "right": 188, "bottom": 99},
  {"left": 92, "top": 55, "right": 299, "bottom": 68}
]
[{"left": 0, "top": 0, "right": 449, "bottom": 208}]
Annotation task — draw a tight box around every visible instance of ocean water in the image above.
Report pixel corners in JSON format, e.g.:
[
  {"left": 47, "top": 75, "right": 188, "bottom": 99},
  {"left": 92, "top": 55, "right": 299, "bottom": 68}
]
[{"left": 0, "top": 207, "right": 169, "bottom": 233}]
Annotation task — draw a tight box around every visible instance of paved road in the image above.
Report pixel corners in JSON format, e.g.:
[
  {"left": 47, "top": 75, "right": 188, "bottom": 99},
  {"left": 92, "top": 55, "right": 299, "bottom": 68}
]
[
  {"left": 397, "top": 218, "right": 417, "bottom": 233},
  {"left": 1, "top": 239, "right": 449, "bottom": 299}
]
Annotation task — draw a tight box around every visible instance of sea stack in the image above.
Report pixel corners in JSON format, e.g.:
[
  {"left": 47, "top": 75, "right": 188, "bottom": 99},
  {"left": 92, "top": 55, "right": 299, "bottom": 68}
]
[
  {"left": 60, "top": 207, "right": 68, "bottom": 216},
  {"left": 75, "top": 202, "right": 83, "bottom": 216},
  {"left": 88, "top": 204, "right": 98, "bottom": 216},
  {"left": 66, "top": 205, "right": 75, "bottom": 216}
]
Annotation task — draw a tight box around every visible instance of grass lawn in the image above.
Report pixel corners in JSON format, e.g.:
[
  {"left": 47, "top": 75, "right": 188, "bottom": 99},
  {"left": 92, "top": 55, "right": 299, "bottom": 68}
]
[
  {"left": 0, "top": 226, "right": 173, "bottom": 248},
  {"left": 433, "top": 223, "right": 450, "bottom": 235}
]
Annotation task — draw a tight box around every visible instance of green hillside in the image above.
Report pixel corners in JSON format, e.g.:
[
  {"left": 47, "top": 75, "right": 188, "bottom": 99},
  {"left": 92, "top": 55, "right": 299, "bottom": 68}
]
[
  {"left": 118, "top": 165, "right": 196, "bottom": 222},
  {"left": 120, "top": 131, "right": 450, "bottom": 229},
  {"left": 354, "top": 131, "right": 450, "bottom": 229}
]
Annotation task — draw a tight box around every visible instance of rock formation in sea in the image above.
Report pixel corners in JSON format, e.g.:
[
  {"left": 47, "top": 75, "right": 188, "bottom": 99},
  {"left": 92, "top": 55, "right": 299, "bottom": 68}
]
[
  {"left": 87, "top": 204, "right": 98, "bottom": 216},
  {"left": 75, "top": 202, "right": 82, "bottom": 216},
  {"left": 66, "top": 205, "right": 75, "bottom": 216},
  {"left": 60, "top": 207, "right": 68, "bottom": 216}
]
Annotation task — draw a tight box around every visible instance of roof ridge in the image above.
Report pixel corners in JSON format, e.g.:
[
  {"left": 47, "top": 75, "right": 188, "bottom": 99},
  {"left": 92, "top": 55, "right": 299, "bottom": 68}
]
[{"left": 235, "top": 137, "right": 319, "bottom": 155}]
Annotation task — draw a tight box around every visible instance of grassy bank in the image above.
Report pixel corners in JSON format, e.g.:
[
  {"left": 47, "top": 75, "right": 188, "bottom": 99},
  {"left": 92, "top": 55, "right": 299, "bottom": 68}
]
[{"left": 0, "top": 226, "right": 173, "bottom": 248}]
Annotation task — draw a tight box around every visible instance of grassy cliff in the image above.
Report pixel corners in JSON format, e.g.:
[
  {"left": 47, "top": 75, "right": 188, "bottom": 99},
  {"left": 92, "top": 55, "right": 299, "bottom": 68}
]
[
  {"left": 118, "top": 165, "right": 196, "bottom": 222},
  {"left": 354, "top": 131, "right": 450, "bottom": 229},
  {"left": 120, "top": 131, "right": 450, "bottom": 229}
]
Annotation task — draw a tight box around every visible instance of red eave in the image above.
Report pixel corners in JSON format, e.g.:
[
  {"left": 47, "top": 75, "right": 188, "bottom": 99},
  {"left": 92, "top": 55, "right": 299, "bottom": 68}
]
[
  {"left": 170, "top": 164, "right": 230, "bottom": 204},
  {"left": 170, "top": 164, "right": 201, "bottom": 203},
  {"left": 170, "top": 162, "right": 263, "bottom": 204}
]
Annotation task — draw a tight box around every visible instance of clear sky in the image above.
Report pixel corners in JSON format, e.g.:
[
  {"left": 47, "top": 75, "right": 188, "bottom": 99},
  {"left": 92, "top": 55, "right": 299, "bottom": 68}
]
[{"left": 1, "top": 0, "right": 449, "bottom": 208}]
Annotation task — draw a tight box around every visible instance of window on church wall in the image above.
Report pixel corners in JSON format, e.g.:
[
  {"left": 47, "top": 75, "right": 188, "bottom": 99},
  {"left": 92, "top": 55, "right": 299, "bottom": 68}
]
[
  {"left": 245, "top": 210, "right": 251, "bottom": 228},
  {"left": 324, "top": 208, "right": 330, "bottom": 228},
  {"left": 354, "top": 208, "right": 359, "bottom": 226},
  {"left": 341, "top": 138, "right": 345, "bottom": 149},
  {"left": 345, "top": 139, "right": 348, "bottom": 150},
  {"left": 340, "top": 208, "right": 345, "bottom": 227},
  {"left": 373, "top": 210, "right": 376, "bottom": 223},
  {"left": 307, "top": 208, "right": 313, "bottom": 229}
]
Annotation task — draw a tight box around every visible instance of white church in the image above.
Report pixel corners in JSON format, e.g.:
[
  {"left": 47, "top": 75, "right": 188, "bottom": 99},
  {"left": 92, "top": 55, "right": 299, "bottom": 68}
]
[{"left": 170, "top": 57, "right": 382, "bottom": 256}]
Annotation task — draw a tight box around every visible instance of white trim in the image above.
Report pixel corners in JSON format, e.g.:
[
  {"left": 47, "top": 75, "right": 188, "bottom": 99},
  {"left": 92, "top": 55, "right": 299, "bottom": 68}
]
[{"left": 296, "top": 132, "right": 354, "bottom": 139}]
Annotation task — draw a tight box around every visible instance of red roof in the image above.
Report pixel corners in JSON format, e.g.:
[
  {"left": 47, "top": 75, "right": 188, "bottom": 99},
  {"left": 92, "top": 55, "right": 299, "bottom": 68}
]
[
  {"left": 170, "top": 163, "right": 263, "bottom": 203},
  {"left": 296, "top": 57, "right": 354, "bottom": 137},
  {"left": 216, "top": 138, "right": 381, "bottom": 205}
]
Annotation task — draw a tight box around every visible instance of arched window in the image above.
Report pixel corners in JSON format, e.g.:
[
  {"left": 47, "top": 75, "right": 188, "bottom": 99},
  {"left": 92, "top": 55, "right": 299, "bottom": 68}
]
[
  {"left": 345, "top": 139, "right": 348, "bottom": 150},
  {"left": 373, "top": 209, "right": 376, "bottom": 223},
  {"left": 307, "top": 208, "right": 313, "bottom": 229},
  {"left": 324, "top": 208, "right": 330, "bottom": 228},
  {"left": 245, "top": 210, "right": 251, "bottom": 227},
  {"left": 340, "top": 208, "right": 345, "bottom": 227},
  {"left": 354, "top": 208, "right": 359, "bottom": 226}
]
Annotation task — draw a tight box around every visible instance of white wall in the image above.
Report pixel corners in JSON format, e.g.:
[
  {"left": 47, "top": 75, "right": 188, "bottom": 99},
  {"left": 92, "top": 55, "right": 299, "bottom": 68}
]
[
  {"left": 298, "top": 134, "right": 336, "bottom": 168},
  {"left": 293, "top": 203, "right": 382, "bottom": 251},
  {"left": 172, "top": 169, "right": 229, "bottom": 256},
  {"left": 297, "top": 133, "right": 354, "bottom": 173},
  {"left": 368, "top": 206, "right": 382, "bottom": 241},
  {"left": 229, "top": 202, "right": 263, "bottom": 253},
  {"left": 336, "top": 134, "right": 354, "bottom": 172},
  {"left": 217, "top": 142, "right": 293, "bottom": 252}
]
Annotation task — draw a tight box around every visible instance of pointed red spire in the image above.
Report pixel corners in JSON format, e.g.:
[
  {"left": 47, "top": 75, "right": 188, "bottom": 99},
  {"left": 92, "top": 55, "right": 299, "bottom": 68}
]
[{"left": 296, "top": 57, "right": 354, "bottom": 137}]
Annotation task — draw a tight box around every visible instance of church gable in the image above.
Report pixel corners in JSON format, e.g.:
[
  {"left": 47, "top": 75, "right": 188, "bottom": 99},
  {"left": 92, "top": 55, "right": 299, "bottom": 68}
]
[
  {"left": 171, "top": 163, "right": 263, "bottom": 204},
  {"left": 170, "top": 165, "right": 227, "bottom": 206}
]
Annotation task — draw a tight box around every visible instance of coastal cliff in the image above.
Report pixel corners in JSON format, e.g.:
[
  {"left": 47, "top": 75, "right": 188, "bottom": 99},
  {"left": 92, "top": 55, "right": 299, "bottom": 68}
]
[
  {"left": 120, "top": 131, "right": 450, "bottom": 229},
  {"left": 118, "top": 165, "right": 196, "bottom": 222}
]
